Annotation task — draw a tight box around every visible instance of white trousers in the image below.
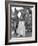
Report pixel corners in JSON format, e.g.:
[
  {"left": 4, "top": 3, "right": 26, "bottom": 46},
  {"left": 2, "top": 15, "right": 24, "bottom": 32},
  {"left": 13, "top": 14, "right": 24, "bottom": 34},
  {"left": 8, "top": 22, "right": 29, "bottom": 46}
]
[{"left": 16, "top": 21, "right": 25, "bottom": 36}]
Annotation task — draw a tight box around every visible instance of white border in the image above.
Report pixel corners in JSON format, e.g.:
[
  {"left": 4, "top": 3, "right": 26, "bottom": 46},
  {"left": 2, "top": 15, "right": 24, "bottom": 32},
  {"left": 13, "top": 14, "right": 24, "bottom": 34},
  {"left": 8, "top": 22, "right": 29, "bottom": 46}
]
[{"left": 8, "top": 3, "right": 35, "bottom": 42}]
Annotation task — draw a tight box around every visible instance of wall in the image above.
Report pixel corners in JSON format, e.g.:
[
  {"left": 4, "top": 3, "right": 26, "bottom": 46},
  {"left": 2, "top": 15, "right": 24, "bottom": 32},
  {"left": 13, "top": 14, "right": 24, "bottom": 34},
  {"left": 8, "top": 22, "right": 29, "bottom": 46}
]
[
  {"left": 0, "top": 0, "right": 38, "bottom": 46},
  {"left": 37, "top": 4, "right": 38, "bottom": 42}
]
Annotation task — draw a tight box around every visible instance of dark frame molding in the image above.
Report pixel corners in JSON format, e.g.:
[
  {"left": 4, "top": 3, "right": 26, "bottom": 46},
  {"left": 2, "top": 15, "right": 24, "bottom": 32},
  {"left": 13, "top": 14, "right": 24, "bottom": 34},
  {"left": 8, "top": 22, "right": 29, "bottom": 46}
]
[{"left": 5, "top": 1, "right": 37, "bottom": 45}]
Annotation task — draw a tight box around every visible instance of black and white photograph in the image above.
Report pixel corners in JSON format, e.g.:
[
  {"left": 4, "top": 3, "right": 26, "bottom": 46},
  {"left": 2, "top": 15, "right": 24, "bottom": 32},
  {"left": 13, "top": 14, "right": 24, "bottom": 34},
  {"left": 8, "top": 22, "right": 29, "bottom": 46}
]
[
  {"left": 10, "top": 6, "right": 32, "bottom": 37},
  {"left": 5, "top": 1, "right": 37, "bottom": 45}
]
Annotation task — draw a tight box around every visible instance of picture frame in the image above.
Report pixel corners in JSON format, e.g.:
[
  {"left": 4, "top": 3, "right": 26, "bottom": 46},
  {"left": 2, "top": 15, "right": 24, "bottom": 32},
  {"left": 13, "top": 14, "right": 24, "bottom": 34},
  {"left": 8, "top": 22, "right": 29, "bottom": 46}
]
[{"left": 5, "top": 1, "right": 37, "bottom": 45}]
